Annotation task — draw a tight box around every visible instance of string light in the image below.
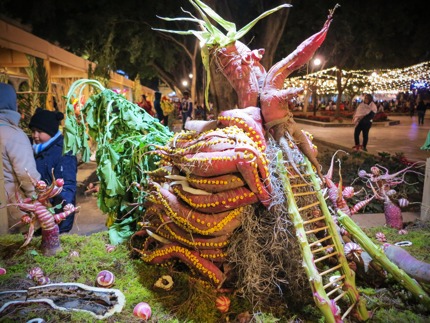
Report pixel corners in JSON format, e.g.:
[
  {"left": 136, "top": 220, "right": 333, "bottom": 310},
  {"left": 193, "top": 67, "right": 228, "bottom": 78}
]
[{"left": 285, "top": 61, "right": 430, "bottom": 95}]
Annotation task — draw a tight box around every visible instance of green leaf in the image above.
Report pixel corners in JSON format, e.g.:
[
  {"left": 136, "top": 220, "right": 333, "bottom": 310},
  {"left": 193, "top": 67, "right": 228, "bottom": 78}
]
[
  {"left": 108, "top": 216, "right": 136, "bottom": 245},
  {"left": 100, "top": 159, "right": 124, "bottom": 196},
  {"left": 192, "top": 0, "right": 236, "bottom": 33},
  {"left": 235, "top": 4, "right": 291, "bottom": 41}
]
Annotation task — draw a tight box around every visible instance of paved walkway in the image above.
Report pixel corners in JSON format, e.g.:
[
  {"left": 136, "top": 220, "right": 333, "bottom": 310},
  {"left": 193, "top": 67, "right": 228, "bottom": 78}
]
[
  {"left": 297, "top": 114, "right": 430, "bottom": 162},
  {"left": 73, "top": 113, "right": 428, "bottom": 235}
]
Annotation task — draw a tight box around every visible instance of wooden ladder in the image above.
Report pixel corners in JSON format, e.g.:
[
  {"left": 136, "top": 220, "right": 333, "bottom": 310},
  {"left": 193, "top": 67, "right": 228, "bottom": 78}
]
[{"left": 276, "top": 150, "right": 369, "bottom": 322}]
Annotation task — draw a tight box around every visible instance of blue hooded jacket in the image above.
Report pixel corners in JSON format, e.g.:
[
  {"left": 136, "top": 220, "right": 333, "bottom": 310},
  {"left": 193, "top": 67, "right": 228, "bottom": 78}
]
[{"left": 34, "top": 134, "right": 77, "bottom": 233}]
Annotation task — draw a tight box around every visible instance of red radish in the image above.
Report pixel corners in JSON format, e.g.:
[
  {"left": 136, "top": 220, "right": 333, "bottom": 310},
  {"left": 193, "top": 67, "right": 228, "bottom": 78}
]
[
  {"left": 260, "top": 16, "right": 334, "bottom": 180},
  {"left": 215, "top": 295, "right": 231, "bottom": 313},
  {"left": 28, "top": 267, "right": 44, "bottom": 280},
  {"left": 172, "top": 184, "right": 258, "bottom": 214},
  {"left": 214, "top": 40, "right": 261, "bottom": 108},
  {"left": 69, "top": 250, "right": 80, "bottom": 258},
  {"left": 9, "top": 174, "right": 78, "bottom": 256},
  {"left": 140, "top": 243, "right": 226, "bottom": 285},
  {"left": 143, "top": 209, "right": 231, "bottom": 250},
  {"left": 148, "top": 183, "right": 243, "bottom": 237},
  {"left": 105, "top": 244, "right": 115, "bottom": 253},
  {"left": 37, "top": 276, "right": 51, "bottom": 285},
  {"left": 96, "top": 270, "right": 115, "bottom": 288},
  {"left": 185, "top": 173, "right": 246, "bottom": 193},
  {"left": 133, "top": 302, "right": 152, "bottom": 320}
]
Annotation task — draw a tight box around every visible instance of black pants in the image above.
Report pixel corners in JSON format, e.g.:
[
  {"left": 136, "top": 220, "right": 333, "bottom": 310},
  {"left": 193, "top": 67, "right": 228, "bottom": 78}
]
[
  {"left": 182, "top": 112, "right": 188, "bottom": 130},
  {"left": 354, "top": 121, "right": 372, "bottom": 148},
  {"left": 418, "top": 111, "right": 425, "bottom": 125}
]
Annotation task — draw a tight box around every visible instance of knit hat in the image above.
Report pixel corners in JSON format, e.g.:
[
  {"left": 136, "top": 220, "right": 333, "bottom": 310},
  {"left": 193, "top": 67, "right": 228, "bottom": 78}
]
[
  {"left": 29, "top": 108, "right": 64, "bottom": 137},
  {"left": 0, "top": 83, "right": 17, "bottom": 111}
]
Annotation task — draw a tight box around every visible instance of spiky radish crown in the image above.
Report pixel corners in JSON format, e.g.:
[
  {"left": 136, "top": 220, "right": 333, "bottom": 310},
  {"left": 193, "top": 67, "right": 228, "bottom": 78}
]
[{"left": 153, "top": 0, "right": 291, "bottom": 108}]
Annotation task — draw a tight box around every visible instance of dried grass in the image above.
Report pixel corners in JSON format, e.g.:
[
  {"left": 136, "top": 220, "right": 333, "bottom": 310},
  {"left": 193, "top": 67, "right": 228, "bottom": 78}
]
[{"left": 227, "top": 138, "right": 313, "bottom": 312}]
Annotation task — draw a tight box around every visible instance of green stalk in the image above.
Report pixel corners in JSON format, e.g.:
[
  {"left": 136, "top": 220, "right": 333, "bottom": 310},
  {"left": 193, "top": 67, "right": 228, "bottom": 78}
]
[
  {"left": 304, "top": 158, "right": 369, "bottom": 321},
  {"left": 276, "top": 151, "right": 337, "bottom": 323},
  {"left": 337, "top": 210, "right": 430, "bottom": 307}
]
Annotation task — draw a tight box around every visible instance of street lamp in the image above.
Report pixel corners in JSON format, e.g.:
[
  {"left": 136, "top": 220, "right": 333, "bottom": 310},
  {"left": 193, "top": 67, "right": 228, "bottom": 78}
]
[
  {"left": 311, "top": 57, "right": 323, "bottom": 115},
  {"left": 182, "top": 80, "right": 188, "bottom": 87}
]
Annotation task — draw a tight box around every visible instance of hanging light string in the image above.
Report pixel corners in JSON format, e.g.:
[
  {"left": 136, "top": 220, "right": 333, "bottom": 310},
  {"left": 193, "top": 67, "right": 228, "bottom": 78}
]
[{"left": 285, "top": 61, "right": 430, "bottom": 95}]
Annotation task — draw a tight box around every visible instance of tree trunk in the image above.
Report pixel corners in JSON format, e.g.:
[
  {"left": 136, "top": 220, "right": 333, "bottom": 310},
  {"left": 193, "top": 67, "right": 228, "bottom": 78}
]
[
  {"left": 209, "top": 60, "right": 238, "bottom": 116},
  {"left": 253, "top": 1, "right": 292, "bottom": 70}
]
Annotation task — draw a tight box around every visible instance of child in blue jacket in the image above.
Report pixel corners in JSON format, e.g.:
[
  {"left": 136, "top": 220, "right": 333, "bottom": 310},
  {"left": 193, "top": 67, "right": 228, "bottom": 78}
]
[{"left": 29, "top": 108, "right": 77, "bottom": 233}]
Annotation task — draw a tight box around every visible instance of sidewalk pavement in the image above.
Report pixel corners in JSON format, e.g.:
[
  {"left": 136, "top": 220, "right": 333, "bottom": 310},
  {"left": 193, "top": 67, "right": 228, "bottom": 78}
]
[
  {"left": 296, "top": 114, "right": 430, "bottom": 162},
  {"left": 73, "top": 114, "right": 428, "bottom": 235},
  {"left": 70, "top": 161, "right": 107, "bottom": 236}
]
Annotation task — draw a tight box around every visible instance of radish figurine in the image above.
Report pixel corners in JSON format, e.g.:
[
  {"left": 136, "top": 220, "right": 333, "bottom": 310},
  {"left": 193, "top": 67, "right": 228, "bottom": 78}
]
[
  {"left": 133, "top": 302, "right": 152, "bottom": 320},
  {"left": 96, "top": 270, "right": 115, "bottom": 288}
]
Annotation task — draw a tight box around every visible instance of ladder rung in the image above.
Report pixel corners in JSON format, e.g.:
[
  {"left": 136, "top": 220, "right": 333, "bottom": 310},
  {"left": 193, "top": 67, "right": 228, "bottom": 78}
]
[
  {"left": 323, "top": 274, "right": 345, "bottom": 289},
  {"left": 294, "top": 191, "right": 317, "bottom": 197},
  {"left": 284, "top": 162, "right": 307, "bottom": 167},
  {"left": 334, "top": 290, "right": 348, "bottom": 302},
  {"left": 326, "top": 284, "right": 344, "bottom": 297},
  {"left": 341, "top": 302, "right": 356, "bottom": 320},
  {"left": 298, "top": 201, "right": 320, "bottom": 212},
  {"left": 309, "top": 235, "right": 332, "bottom": 247},
  {"left": 314, "top": 251, "right": 338, "bottom": 263},
  {"left": 312, "top": 244, "right": 335, "bottom": 254},
  {"left": 291, "top": 183, "right": 311, "bottom": 188},
  {"left": 290, "top": 173, "right": 312, "bottom": 178},
  {"left": 303, "top": 215, "right": 326, "bottom": 225},
  {"left": 319, "top": 263, "right": 342, "bottom": 276},
  {"left": 305, "top": 226, "right": 329, "bottom": 235}
]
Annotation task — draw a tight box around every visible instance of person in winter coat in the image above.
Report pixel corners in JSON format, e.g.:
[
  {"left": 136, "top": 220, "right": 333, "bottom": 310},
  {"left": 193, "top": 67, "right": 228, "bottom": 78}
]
[
  {"left": 29, "top": 108, "right": 77, "bottom": 234},
  {"left": 0, "top": 83, "right": 41, "bottom": 234}
]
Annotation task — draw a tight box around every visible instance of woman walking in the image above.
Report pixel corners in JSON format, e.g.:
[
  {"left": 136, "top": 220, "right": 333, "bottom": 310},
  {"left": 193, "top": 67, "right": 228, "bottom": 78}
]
[{"left": 352, "top": 94, "right": 377, "bottom": 151}]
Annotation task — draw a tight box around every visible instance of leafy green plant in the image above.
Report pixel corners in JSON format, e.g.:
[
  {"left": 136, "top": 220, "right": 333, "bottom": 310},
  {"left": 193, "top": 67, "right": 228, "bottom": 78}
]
[{"left": 63, "top": 79, "right": 173, "bottom": 242}]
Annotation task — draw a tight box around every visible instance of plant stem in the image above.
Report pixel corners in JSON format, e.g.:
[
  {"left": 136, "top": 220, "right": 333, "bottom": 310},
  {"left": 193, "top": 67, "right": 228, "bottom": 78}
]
[{"left": 337, "top": 210, "right": 430, "bottom": 308}]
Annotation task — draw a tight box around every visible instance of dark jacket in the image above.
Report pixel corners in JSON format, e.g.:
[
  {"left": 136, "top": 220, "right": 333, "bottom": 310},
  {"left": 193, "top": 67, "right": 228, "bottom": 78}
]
[
  {"left": 154, "top": 91, "right": 163, "bottom": 121},
  {"left": 34, "top": 134, "right": 77, "bottom": 233}
]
